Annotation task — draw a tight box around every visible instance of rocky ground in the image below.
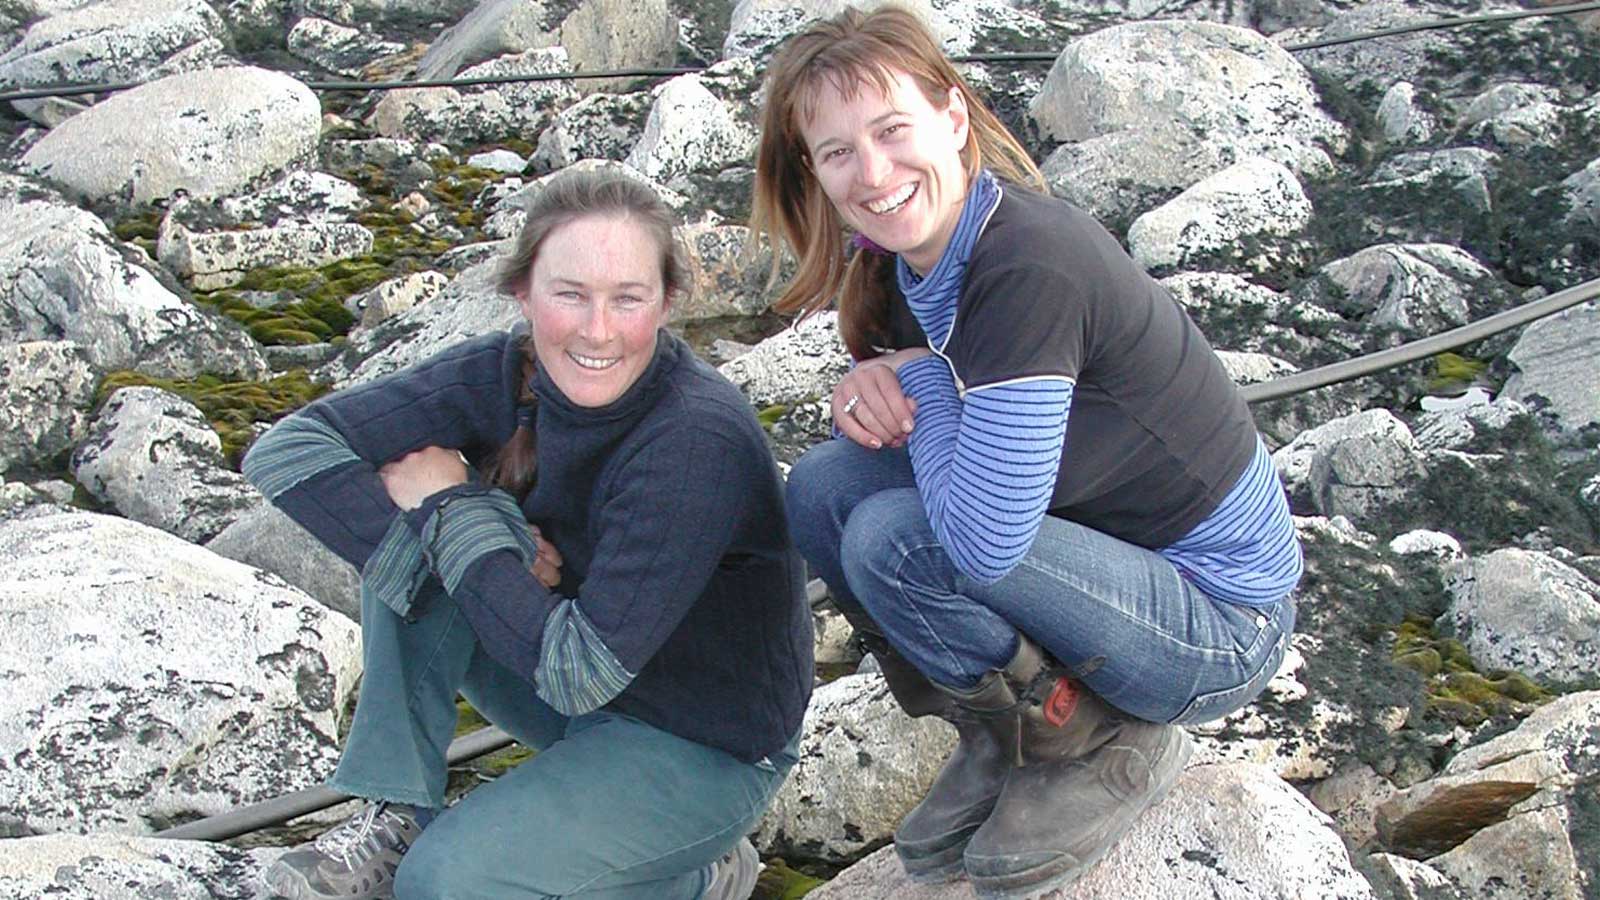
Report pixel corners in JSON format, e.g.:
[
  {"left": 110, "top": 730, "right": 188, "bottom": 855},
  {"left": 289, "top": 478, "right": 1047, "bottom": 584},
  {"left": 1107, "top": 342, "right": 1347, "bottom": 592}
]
[{"left": 1, "top": 0, "right": 1598, "bottom": 898}]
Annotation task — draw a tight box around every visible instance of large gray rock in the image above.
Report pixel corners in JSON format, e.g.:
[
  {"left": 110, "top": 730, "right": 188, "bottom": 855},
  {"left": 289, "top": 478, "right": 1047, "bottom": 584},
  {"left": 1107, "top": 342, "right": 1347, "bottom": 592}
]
[
  {"left": 724, "top": 0, "right": 949, "bottom": 61},
  {"left": 717, "top": 310, "right": 849, "bottom": 408},
  {"left": 415, "top": 0, "right": 558, "bottom": 79},
  {"left": 1412, "top": 397, "right": 1528, "bottom": 452},
  {"left": 21, "top": 66, "right": 320, "bottom": 208},
  {"left": 319, "top": 256, "right": 519, "bottom": 388},
  {"left": 70, "top": 386, "right": 262, "bottom": 544},
  {"left": 205, "top": 502, "right": 362, "bottom": 621},
  {"left": 0, "top": 0, "right": 227, "bottom": 92},
  {"left": 1460, "top": 82, "right": 1566, "bottom": 150},
  {"left": 285, "top": 16, "right": 407, "bottom": 77},
  {"left": 1444, "top": 550, "right": 1600, "bottom": 685},
  {"left": 805, "top": 763, "right": 1373, "bottom": 899},
  {"left": 675, "top": 223, "right": 776, "bottom": 321},
  {"left": 156, "top": 173, "right": 375, "bottom": 290},
  {"left": 751, "top": 672, "right": 957, "bottom": 861},
  {"left": 0, "top": 832, "right": 285, "bottom": 900},
  {"left": 1376, "top": 81, "right": 1437, "bottom": 146},
  {"left": 1502, "top": 299, "right": 1600, "bottom": 432},
  {"left": 298, "top": 0, "right": 474, "bottom": 28},
  {"left": 1315, "top": 244, "right": 1496, "bottom": 338},
  {"left": 625, "top": 74, "right": 758, "bottom": 184},
  {"left": 1376, "top": 691, "right": 1600, "bottom": 897},
  {"left": 1127, "top": 157, "right": 1312, "bottom": 273},
  {"left": 1272, "top": 409, "right": 1422, "bottom": 516},
  {"left": 370, "top": 47, "right": 577, "bottom": 145},
  {"left": 1304, "top": 409, "right": 1426, "bottom": 524},
  {"left": 0, "top": 509, "right": 361, "bottom": 836},
  {"left": 1031, "top": 21, "right": 1345, "bottom": 180},
  {"left": 1364, "top": 148, "right": 1501, "bottom": 217},
  {"left": 0, "top": 341, "right": 97, "bottom": 475},
  {"left": 530, "top": 92, "right": 651, "bottom": 173},
  {"left": 1041, "top": 123, "right": 1234, "bottom": 227},
  {"left": 1562, "top": 156, "right": 1600, "bottom": 228},
  {"left": 554, "top": 0, "right": 677, "bottom": 94},
  {"left": 417, "top": 0, "right": 673, "bottom": 94},
  {"left": 0, "top": 175, "right": 269, "bottom": 380}
]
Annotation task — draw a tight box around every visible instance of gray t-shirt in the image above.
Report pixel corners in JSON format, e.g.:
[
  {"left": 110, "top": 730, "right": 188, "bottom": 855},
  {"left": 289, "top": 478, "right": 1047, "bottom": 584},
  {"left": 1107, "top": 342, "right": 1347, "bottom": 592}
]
[{"left": 884, "top": 186, "right": 1258, "bottom": 549}]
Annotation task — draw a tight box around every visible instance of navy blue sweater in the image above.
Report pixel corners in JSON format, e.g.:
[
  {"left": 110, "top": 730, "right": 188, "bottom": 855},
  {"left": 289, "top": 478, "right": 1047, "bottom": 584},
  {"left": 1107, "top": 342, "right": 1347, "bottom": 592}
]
[{"left": 251, "top": 328, "right": 813, "bottom": 762}]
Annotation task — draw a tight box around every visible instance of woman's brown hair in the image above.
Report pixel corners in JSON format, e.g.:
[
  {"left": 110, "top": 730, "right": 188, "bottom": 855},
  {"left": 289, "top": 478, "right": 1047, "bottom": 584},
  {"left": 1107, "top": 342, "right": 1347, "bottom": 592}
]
[
  {"left": 487, "top": 168, "right": 690, "bottom": 496},
  {"left": 749, "top": 4, "right": 1045, "bottom": 361}
]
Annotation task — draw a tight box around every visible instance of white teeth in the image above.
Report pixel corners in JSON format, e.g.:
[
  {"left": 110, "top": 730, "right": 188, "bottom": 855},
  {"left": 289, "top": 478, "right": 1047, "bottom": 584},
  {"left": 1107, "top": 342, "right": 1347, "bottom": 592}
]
[
  {"left": 570, "top": 353, "right": 618, "bottom": 370},
  {"left": 867, "top": 183, "right": 915, "bottom": 215}
]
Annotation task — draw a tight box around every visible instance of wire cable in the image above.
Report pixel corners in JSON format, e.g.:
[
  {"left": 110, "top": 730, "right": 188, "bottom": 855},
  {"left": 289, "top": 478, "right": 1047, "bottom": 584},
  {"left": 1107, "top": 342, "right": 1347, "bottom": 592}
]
[{"left": 1239, "top": 276, "right": 1600, "bottom": 403}]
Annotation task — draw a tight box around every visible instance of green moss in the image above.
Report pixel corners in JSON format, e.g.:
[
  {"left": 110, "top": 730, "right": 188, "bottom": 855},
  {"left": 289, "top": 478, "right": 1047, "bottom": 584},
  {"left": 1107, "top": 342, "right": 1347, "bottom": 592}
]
[
  {"left": 1391, "top": 612, "right": 1554, "bottom": 727},
  {"left": 757, "top": 404, "right": 789, "bottom": 430},
  {"left": 1428, "top": 352, "right": 1489, "bottom": 394},
  {"left": 754, "top": 859, "right": 826, "bottom": 900},
  {"left": 113, "top": 209, "right": 163, "bottom": 257},
  {"left": 96, "top": 369, "right": 330, "bottom": 464}
]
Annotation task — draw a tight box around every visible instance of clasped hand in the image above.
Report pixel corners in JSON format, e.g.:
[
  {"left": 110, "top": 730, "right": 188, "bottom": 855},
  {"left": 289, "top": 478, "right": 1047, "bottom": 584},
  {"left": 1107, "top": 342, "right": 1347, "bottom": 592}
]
[
  {"left": 379, "top": 446, "right": 563, "bottom": 589},
  {"left": 831, "top": 347, "right": 930, "bottom": 450}
]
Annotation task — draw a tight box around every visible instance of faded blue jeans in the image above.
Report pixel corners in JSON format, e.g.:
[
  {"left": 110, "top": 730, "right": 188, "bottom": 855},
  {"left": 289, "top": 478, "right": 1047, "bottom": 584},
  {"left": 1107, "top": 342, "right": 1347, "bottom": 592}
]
[
  {"left": 786, "top": 439, "right": 1294, "bottom": 725},
  {"left": 330, "top": 581, "right": 797, "bottom": 899}
]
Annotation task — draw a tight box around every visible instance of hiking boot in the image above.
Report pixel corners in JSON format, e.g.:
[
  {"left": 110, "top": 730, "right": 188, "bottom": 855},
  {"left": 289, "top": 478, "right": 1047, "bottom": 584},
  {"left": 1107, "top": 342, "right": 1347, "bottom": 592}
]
[
  {"left": 953, "top": 636, "right": 1193, "bottom": 899},
  {"left": 701, "top": 836, "right": 760, "bottom": 900},
  {"left": 263, "top": 801, "right": 426, "bottom": 900},
  {"left": 847, "top": 624, "right": 1011, "bottom": 883}
]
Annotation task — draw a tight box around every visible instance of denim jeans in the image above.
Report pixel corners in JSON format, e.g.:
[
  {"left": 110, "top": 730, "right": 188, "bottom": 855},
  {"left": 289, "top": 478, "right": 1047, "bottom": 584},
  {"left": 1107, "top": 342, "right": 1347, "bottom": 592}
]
[
  {"left": 786, "top": 439, "right": 1295, "bottom": 725},
  {"left": 331, "top": 581, "right": 798, "bottom": 899}
]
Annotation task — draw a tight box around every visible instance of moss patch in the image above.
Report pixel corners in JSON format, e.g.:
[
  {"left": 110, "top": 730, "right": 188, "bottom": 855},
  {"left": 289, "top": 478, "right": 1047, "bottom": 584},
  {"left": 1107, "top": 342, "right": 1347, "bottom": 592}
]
[
  {"left": 112, "top": 209, "right": 163, "bottom": 258},
  {"left": 95, "top": 369, "right": 329, "bottom": 465},
  {"left": 754, "top": 858, "right": 827, "bottom": 899},
  {"left": 1393, "top": 613, "right": 1553, "bottom": 726}
]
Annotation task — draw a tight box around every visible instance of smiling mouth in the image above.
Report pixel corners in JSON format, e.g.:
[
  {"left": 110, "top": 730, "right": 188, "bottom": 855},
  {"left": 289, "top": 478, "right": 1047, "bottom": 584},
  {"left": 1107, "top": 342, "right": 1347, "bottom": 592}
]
[
  {"left": 865, "top": 182, "right": 917, "bottom": 215},
  {"left": 569, "top": 352, "right": 619, "bottom": 371}
]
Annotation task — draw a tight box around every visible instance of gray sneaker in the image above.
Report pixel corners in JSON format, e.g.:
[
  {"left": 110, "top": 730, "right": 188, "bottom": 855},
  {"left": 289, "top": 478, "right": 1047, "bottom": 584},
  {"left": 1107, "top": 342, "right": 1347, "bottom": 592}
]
[
  {"left": 701, "top": 837, "right": 759, "bottom": 900},
  {"left": 263, "top": 802, "right": 425, "bottom": 900}
]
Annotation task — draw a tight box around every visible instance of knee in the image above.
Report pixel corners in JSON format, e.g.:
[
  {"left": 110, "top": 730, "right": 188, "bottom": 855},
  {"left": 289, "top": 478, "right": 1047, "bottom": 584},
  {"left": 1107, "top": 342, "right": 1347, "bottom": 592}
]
[{"left": 838, "top": 490, "right": 934, "bottom": 597}]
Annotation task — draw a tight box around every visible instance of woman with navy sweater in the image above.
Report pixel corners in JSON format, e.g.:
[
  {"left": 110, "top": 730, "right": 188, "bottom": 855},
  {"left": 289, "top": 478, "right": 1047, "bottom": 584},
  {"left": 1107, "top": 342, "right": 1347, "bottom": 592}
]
[
  {"left": 244, "top": 171, "right": 812, "bottom": 900},
  {"left": 750, "top": 7, "right": 1302, "bottom": 899}
]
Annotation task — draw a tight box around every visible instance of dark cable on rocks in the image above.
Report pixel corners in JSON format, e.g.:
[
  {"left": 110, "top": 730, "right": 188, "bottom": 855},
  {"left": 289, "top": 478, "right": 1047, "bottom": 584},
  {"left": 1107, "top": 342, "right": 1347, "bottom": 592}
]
[{"left": 2, "top": 1, "right": 1597, "bottom": 104}]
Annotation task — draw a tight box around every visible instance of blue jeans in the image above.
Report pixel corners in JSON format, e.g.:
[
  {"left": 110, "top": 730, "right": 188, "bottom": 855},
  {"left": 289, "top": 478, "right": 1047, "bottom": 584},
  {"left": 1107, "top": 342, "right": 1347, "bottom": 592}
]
[
  {"left": 332, "top": 581, "right": 797, "bottom": 899},
  {"left": 786, "top": 439, "right": 1294, "bottom": 725}
]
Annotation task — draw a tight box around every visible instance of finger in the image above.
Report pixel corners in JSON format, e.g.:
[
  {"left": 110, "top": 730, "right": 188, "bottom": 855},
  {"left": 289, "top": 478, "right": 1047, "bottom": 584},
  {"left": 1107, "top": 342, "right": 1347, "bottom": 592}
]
[
  {"left": 833, "top": 399, "right": 885, "bottom": 449},
  {"left": 534, "top": 534, "right": 563, "bottom": 567},
  {"left": 849, "top": 392, "right": 902, "bottom": 446},
  {"left": 531, "top": 557, "right": 561, "bottom": 589}
]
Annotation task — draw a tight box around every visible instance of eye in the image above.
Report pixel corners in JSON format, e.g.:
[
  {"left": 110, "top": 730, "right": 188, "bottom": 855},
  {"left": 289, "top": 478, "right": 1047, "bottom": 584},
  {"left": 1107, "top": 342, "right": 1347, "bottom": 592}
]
[
  {"left": 823, "top": 146, "right": 850, "bottom": 163},
  {"left": 882, "top": 122, "right": 907, "bottom": 138}
]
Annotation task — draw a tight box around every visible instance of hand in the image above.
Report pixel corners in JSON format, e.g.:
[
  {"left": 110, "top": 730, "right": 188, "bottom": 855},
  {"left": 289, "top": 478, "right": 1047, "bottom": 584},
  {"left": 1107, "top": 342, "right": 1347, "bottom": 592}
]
[
  {"left": 529, "top": 527, "right": 563, "bottom": 589},
  {"left": 378, "top": 446, "right": 468, "bottom": 510},
  {"left": 832, "top": 348, "right": 929, "bottom": 450}
]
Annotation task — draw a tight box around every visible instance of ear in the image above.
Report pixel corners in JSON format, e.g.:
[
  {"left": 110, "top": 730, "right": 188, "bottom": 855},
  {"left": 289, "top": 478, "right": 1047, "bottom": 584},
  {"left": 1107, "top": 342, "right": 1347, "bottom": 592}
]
[
  {"left": 513, "top": 283, "right": 535, "bottom": 320},
  {"left": 945, "top": 85, "right": 971, "bottom": 147}
]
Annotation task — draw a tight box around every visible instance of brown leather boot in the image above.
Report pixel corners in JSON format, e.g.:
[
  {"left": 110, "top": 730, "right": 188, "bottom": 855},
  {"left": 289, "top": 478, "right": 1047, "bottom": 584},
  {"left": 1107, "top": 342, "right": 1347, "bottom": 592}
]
[
  {"left": 952, "top": 636, "right": 1193, "bottom": 899},
  {"left": 846, "top": 624, "right": 1009, "bottom": 883}
]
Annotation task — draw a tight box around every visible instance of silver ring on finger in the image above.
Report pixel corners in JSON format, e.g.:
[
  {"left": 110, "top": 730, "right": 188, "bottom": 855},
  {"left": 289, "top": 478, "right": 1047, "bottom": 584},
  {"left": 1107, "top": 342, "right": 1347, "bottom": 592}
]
[{"left": 841, "top": 394, "right": 861, "bottom": 415}]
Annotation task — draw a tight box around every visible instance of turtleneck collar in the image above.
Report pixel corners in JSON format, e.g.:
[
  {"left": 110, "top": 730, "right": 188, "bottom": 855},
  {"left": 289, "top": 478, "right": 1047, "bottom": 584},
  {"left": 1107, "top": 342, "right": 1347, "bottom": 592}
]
[{"left": 895, "top": 169, "right": 1001, "bottom": 349}]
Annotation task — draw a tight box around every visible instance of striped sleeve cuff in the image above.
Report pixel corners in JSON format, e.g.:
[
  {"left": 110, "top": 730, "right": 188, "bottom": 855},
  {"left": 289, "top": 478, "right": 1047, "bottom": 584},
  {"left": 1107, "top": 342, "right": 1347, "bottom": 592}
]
[
  {"left": 241, "top": 414, "right": 361, "bottom": 500},
  {"left": 536, "top": 601, "right": 637, "bottom": 716},
  {"left": 360, "top": 513, "right": 432, "bottom": 618},
  {"left": 418, "top": 489, "right": 537, "bottom": 595}
]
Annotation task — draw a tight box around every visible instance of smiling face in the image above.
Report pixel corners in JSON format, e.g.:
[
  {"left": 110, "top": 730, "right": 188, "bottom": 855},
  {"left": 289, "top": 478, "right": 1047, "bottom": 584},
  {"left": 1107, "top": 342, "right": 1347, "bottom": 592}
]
[
  {"left": 798, "top": 67, "right": 971, "bottom": 275},
  {"left": 517, "top": 213, "right": 670, "bottom": 408}
]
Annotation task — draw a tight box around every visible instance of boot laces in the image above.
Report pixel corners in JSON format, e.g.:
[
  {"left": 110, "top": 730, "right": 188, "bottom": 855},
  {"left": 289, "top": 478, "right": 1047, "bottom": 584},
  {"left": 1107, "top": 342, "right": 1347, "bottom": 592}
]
[{"left": 313, "top": 802, "right": 408, "bottom": 869}]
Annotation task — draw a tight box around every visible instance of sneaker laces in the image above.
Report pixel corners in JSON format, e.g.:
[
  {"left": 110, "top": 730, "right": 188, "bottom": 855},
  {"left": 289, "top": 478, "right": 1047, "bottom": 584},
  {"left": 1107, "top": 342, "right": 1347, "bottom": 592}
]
[{"left": 313, "top": 802, "right": 408, "bottom": 869}]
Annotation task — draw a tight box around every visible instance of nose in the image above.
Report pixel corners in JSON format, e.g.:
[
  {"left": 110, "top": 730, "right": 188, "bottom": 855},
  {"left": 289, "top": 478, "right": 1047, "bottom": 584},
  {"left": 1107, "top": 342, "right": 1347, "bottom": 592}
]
[
  {"left": 580, "top": 299, "right": 613, "bottom": 343},
  {"left": 857, "top": 141, "right": 891, "bottom": 188}
]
